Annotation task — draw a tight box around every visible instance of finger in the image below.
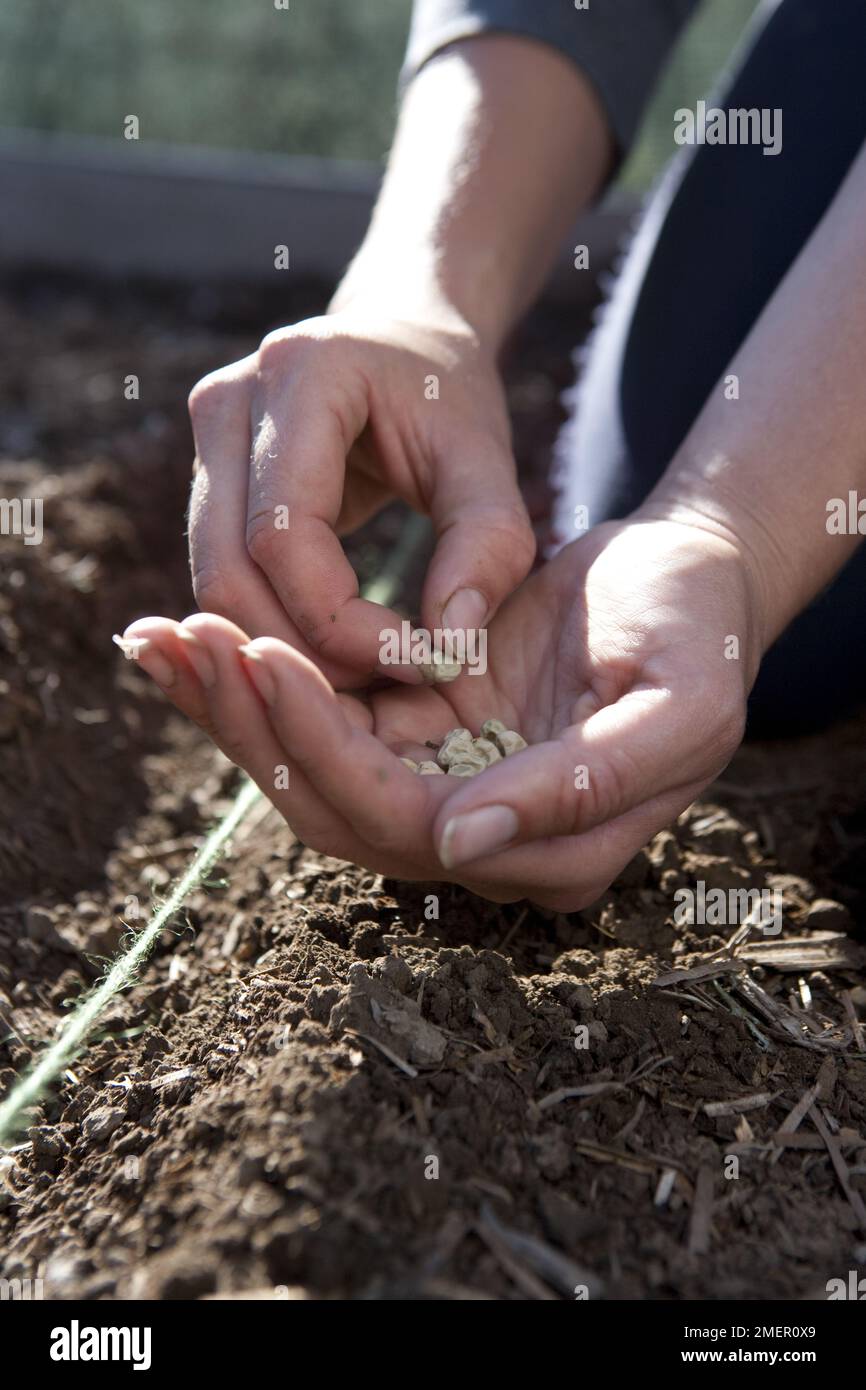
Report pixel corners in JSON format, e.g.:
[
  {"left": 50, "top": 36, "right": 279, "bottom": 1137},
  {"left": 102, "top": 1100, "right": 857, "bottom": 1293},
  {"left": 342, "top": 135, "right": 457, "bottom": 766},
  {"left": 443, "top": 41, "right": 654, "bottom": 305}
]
[
  {"left": 421, "top": 432, "right": 536, "bottom": 644},
  {"left": 120, "top": 615, "right": 377, "bottom": 864},
  {"left": 235, "top": 636, "right": 452, "bottom": 856},
  {"left": 247, "top": 333, "right": 420, "bottom": 681},
  {"left": 453, "top": 783, "right": 703, "bottom": 911},
  {"left": 432, "top": 685, "right": 731, "bottom": 870},
  {"left": 187, "top": 364, "right": 366, "bottom": 691}
]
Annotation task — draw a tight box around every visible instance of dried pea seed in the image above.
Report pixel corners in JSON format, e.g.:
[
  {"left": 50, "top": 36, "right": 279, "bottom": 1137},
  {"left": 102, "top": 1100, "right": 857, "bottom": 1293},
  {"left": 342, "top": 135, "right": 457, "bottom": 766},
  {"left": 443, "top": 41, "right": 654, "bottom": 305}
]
[
  {"left": 496, "top": 730, "right": 527, "bottom": 756},
  {"left": 436, "top": 728, "right": 475, "bottom": 769},
  {"left": 481, "top": 718, "right": 526, "bottom": 757},
  {"left": 448, "top": 754, "right": 488, "bottom": 775},
  {"left": 480, "top": 718, "right": 508, "bottom": 741},
  {"left": 418, "top": 651, "right": 463, "bottom": 684},
  {"left": 472, "top": 736, "right": 502, "bottom": 765},
  {"left": 408, "top": 719, "right": 529, "bottom": 777}
]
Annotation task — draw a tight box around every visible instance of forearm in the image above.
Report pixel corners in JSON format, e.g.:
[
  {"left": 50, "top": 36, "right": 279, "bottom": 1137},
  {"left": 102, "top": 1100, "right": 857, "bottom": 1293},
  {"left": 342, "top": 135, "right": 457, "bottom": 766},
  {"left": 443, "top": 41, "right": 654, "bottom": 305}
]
[
  {"left": 331, "top": 35, "right": 613, "bottom": 351},
  {"left": 645, "top": 142, "right": 866, "bottom": 650}
]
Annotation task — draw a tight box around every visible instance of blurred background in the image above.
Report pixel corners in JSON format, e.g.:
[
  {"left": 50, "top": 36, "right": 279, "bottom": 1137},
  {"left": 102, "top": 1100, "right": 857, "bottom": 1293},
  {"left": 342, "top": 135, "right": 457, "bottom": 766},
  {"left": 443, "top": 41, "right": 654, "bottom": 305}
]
[{"left": 0, "top": 0, "right": 760, "bottom": 188}]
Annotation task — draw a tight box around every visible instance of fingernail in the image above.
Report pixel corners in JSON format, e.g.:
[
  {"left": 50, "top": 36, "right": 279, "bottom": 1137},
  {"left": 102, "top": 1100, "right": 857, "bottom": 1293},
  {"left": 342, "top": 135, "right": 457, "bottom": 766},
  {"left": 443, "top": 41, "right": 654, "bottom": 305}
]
[
  {"left": 117, "top": 635, "right": 176, "bottom": 689},
  {"left": 439, "top": 804, "right": 519, "bottom": 870},
  {"left": 441, "top": 587, "right": 488, "bottom": 633},
  {"left": 113, "top": 633, "right": 146, "bottom": 661},
  {"left": 239, "top": 644, "right": 276, "bottom": 705},
  {"left": 177, "top": 628, "right": 217, "bottom": 688}
]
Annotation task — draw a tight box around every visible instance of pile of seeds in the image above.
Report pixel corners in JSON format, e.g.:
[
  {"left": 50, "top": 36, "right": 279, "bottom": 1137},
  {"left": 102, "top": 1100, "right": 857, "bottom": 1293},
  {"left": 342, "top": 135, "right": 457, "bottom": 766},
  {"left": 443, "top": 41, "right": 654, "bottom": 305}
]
[{"left": 401, "top": 718, "right": 527, "bottom": 778}]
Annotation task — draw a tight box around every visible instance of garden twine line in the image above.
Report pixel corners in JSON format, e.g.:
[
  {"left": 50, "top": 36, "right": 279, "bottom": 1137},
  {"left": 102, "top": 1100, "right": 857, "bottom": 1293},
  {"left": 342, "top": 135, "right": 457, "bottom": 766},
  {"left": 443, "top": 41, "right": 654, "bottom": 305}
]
[{"left": 0, "top": 513, "right": 430, "bottom": 1150}]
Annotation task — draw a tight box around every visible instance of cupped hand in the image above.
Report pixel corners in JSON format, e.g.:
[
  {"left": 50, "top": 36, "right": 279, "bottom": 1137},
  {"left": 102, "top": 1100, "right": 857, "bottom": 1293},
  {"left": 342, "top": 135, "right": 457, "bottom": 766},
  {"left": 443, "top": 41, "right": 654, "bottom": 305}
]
[
  {"left": 185, "top": 309, "right": 535, "bottom": 688},
  {"left": 121, "top": 515, "right": 761, "bottom": 910}
]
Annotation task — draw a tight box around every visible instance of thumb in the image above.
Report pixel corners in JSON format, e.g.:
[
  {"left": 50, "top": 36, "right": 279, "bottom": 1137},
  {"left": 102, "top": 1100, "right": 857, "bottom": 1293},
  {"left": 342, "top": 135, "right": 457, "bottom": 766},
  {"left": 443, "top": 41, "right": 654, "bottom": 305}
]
[
  {"left": 432, "top": 690, "right": 710, "bottom": 871},
  {"left": 421, "top": 434, "right": 536, "bottom": 643}
]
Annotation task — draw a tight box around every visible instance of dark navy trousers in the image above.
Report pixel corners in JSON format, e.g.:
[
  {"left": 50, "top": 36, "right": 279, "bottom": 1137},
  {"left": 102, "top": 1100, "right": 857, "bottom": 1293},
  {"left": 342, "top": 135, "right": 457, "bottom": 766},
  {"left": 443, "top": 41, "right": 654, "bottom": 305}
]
[{"left": 555, "top": 0, "right": 866, "bottom": 736}]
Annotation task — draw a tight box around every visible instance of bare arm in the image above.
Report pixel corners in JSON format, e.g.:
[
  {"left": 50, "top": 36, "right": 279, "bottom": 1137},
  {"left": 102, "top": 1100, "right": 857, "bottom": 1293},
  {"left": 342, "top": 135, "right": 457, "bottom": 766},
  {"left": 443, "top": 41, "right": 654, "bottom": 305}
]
[
  {"left": 332, "top": 34, "right": 614, "bottom": 349},
  {"left": 186, "top": 35, "right": 614, "bottom": 677},
  {"left": 645, "top": 140, "right": 866, "bottom": 660}
]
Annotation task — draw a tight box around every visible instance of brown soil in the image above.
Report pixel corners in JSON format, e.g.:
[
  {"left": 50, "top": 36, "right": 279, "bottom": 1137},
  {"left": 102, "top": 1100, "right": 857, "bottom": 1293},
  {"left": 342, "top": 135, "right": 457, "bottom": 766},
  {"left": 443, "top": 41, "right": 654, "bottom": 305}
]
[{"left": 1, "top": 275, "right": 865, "bottom": 1302}]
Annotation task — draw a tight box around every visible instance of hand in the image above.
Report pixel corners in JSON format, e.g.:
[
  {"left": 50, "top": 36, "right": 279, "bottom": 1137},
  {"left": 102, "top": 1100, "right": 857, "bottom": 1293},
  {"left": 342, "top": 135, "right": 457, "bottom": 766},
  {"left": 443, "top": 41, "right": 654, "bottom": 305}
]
[
  {"left": 185, "top": 308, "right": 535, "bottom": 688},
  {"left": 121, "top": 515, "right": 762, "bottom": 910}
]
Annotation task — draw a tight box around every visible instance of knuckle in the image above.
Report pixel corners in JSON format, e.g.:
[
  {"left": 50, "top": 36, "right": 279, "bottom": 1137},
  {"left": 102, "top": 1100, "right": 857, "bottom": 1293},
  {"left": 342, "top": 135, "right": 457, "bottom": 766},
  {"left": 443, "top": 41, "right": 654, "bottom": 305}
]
[
  {"left": 505, "top": 521, "right": 537, "bottom": 577},
  {"left": 191, "top": 707, "right": 221, "bottom": 743},
  {"left": 187, "top": 372, "right": 234, "bottom": 422},
  {"left": 551, "top": 766, "right": 583, "bottom": 836},
  {"left": 191, "top": 564, "right": 235, "bottom": 617},
  {"left": 574, "top": 750, "right": 628, "bottom": 830},
  {"left": 256, "top": 331, "right": 293, "bottom": 373},
  {"left": 245, "top": 514, "right": 282, "bottom": 568},
  {"left": 257, "top": 320, "right": 338, "bottom": 380},
  {"left": 465, "top": 501, "right": 537, "bottom": 579},
  {"left": 216, "top": 731, "right": 249, "bottom": 767},
  {"left": 258, "top": 326, "right": 313, "bottom": 375}
]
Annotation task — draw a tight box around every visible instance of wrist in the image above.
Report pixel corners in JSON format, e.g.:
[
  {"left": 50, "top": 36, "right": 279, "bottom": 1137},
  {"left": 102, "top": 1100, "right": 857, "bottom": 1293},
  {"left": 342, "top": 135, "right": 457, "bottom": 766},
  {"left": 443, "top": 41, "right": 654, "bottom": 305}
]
[
  {"left": 330, "top": 244, "right": 511, "bottom": 355},
  {"left": 631, "top": 493, "right": 777, "bottom": 686},
  {"left": 647, "top": 452, "right": 866, "bottom": 662}
]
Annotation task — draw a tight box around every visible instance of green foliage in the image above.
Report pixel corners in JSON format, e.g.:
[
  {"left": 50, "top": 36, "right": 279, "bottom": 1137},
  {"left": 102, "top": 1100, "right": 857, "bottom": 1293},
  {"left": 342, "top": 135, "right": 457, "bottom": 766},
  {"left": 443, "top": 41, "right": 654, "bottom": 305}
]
[
  {"left": 0, "top": 0, "right": 759, "bottom": 182},
  {"left": 0, "top": 0, "right": 412, "bottom": 161}
]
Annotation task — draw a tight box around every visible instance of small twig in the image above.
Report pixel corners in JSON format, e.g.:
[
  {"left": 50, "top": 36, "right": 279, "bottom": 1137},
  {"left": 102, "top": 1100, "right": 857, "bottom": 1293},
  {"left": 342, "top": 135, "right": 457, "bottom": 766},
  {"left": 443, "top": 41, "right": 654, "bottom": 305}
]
[
  {"left": 344, "top": 1028, "right": 418, "bottom": 1079},
  {"left": 842, "top": 990, "right": 866, "bottom": 1051},
  {"left": 687, "top": 1166, "right": 715, "bottom": 1255},
  {"left": 711, "top": 980, "right": 772, "bottom": 1051},
  {"left": 808, "top": 1104, "right": 866, "bottom": 1232},
  {"left": 704, "top": 1091, "right": 776, "bottom": 1118}
]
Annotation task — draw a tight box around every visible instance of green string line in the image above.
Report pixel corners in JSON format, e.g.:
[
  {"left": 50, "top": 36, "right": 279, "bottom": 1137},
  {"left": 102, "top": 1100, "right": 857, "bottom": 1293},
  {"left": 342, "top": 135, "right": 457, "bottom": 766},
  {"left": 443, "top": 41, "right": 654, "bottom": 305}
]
[
  {"left": 0, "top": 778, "right": 262, "bottom": 1149},
  {"left": 0, "top": 514, "right": 431, "bottom": 1151}
]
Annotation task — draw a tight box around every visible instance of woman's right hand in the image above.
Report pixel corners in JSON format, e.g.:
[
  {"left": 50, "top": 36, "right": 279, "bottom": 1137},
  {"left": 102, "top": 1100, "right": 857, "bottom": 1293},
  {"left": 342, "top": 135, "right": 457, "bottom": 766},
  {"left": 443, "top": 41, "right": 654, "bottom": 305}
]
[{"left": 186, "top": 306, "right": 536, "bottom": 688}]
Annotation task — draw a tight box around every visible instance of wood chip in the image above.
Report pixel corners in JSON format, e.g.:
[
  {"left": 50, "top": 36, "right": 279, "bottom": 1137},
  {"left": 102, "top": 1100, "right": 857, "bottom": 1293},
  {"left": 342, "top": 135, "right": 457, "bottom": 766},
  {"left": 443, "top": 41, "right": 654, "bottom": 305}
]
[
  {"left": 653, "top": 958, "right": 744, "bottom": 988},
  {"left": 537, "top": 1081, "right": 625, "bottom": 1111},
  {"left": 654, "top": 1167, "right": 677, "bottom": 1208},
  {"left": 842, "top": 990, "right": 866, "bottom": 1051},
  {"left": 737, "top": 934, "right": 864, "bottom": 972},
  {"left": 734, "top": 1115, "right": 755, "bottom": 1143},
  {"left": 769, "top": 1130, "right": 859, "bottom": 1150},
  {"left": 704, "top": 1091, "right": 774, "bottom": 1118},
  {"left": 474, "top": 1221, "right": 556, "bottom": 1301},
  {"left": 733, "top": 973, "right": 848, "bottom": 1052},
  {"left": 154, "top": 1067, "right": 196, "bottom": 1089},
  {"left": 537, "top": 1055, "right": 671, "bottom": 1112},
  {"left": 770, "top": 1080, "right": 820, "bottom": 1164},
  {"left": 816, "top": 1055, "right": 837, "bottom": 1100},
  {"left": 478, "top": 1204, "right": 602, "bottom": 1299},
  {"left": 687, "top": 1165, "right": 715, "bottom": 1255},
  {"left": 808, "top": 1104, "right": 866, "bottom": 1232},
  {"left": 573, "top": 1138, "right": 691, "bottom": 1178}
]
